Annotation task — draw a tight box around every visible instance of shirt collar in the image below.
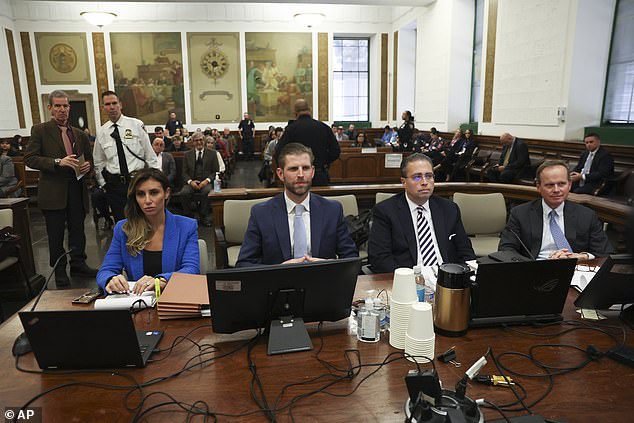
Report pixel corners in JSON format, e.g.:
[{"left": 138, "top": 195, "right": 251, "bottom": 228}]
[
  {"left": 109, "top": 115, "right": 125, "bottom": 128},
  {"left": 542, "top": 199, "right": 565, "bottom": 217},
  {"left": 405, "top": 193, "right": 429, "bottom": 214},
  {"left": 284, "top": 192, "right": 310, "bottom": 214}
]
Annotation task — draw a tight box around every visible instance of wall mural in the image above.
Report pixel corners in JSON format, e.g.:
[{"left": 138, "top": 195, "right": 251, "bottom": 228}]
[
  {"left": 187, "top": 33, "right": 241, "bottom": 124},
  {"left": 110, "top": 32, "right": 185, "bottom": 125},
  {"left": 35, "top": 33, "right": 90, "bottom": 85},
  {"left": 244, "top": 32, "right": 312, "bottom": 122}
]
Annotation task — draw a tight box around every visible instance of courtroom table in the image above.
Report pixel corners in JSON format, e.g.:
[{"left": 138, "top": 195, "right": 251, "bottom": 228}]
[
  {"left": 0, "top": 274, "right": 632, "bottom": 422},
  {"left": 0, "top": 197, "right": 44, "bottom": 291}
]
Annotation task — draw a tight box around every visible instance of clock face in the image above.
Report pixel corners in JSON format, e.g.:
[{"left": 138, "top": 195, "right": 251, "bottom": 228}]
[{"left": 201, "top": 50, "right": 229, "bottom": 80}]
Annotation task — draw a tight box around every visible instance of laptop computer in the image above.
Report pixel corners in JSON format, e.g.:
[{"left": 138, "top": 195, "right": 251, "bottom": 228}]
[
  {"left": 18, "top": 309, "right": 163, "bottom": 369},
  {"left": 469, "top": 258, "right": 577, "bottom": 327}
]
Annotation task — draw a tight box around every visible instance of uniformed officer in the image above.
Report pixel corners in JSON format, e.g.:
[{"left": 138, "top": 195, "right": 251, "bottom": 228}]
[{"left": 93, "top": 90, "right": 159, "bottom": 221}]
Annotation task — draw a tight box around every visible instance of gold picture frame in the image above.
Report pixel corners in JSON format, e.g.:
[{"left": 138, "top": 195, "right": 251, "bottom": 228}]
[
  {"left": 35, "top": 33, "right": 90, "bottom": 85},
  {"left": 187, "top": 33, "right": 241, "bottom": 124}
]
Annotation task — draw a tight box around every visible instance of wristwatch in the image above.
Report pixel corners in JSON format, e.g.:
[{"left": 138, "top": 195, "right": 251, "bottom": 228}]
[{"left": 54, "top": 158, "right": 61, "bottom": 166}]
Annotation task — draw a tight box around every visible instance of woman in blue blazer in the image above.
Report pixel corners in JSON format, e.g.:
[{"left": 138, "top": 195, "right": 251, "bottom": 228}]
[{"left": 97, "top": 168, "right": 199, "bottom": 294}]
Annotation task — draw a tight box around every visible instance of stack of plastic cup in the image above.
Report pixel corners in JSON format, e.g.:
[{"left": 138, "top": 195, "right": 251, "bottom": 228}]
[
  {"left": 389, "top": 268, "right": 418, "bottom": 349},
  {"left": 405, "top": 302, "right": 436, "bottom": 363}
]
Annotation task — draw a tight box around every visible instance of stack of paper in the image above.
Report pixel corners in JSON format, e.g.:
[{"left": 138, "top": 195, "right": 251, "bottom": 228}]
[
  {"left": 94, "top": 281, "right": 156, "bottom": 310},
  {"left": 157, "top": 273, "right": 210, "bottom": 320}
]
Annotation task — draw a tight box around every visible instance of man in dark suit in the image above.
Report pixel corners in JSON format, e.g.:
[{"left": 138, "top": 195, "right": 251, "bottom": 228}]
[
  {"left": 179, "top": 131, "right": 219, "bottom": 227},
  {"left": 570, "top": 133, "right": 614, "bottom": 195},
  {"left": 152, "top": 137, "right": 176, "bottom": 188},
  {"left": 368, "top": 153, "right": 475, "bottom": 273},
  {"left": 487, "top": 132, "right": 529, "bottom": 183},
  {"left": 237, "top": 143, "right": 358, "bottom": 267},
  {"left": 25, "top": 90, "right": 97, "bottom": 286},
  {"left": 276, "top": 99, "right": 340, "bottom": 186},
  {"left": 499, "top": 160, "right": 612, "bottom": 261}
]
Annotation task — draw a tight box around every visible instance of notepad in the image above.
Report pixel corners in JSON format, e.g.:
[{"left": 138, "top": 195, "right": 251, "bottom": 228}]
[{"left": 94, "top": 281, "right": 156, "bottom": 310}]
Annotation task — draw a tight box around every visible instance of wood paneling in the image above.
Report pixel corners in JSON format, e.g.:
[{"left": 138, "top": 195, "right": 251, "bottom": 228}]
[
  {"left": 91, "top": 32, "right": 109, "bottom": 125},
  {"left": 318, "top": 32, "right": 329, "bottom": 121},
  {"left": 392, "top": 31, "right": 398, "bottom": 121},
  {"left": 380, "top": 33, "right": 388, "bottom": 121},
  {"left": 19, "top": 32, "right": 40, "bottom": 124},
  {"left": 482, "top": 0, "right": 498, "bottom": 122},
  {"left": 5, "top": 29, "right": 25, "bottom": 128}
]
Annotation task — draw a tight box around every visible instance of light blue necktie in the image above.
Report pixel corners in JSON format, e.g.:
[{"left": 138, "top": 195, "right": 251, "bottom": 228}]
[
  {"left": 294, "top": 204, "right": 307, "bottom": 259},
  {"left": 549, "top": 210, "right": 572, "bottom": 252},
  {"left": 579, "top": 152, "right": 594, "bottom": 187}
]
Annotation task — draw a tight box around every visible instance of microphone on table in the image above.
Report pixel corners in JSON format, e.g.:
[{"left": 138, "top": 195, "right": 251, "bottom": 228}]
[
  {"left": 12, "top": 249, "right": 73, "bottom": 357},
  {"left": 505, "top": 228, "right": 536, "bottom": 261}
]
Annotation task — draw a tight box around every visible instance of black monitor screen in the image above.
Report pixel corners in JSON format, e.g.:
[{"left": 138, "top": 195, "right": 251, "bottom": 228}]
[
  {"left": 207, "top": 257, "right": 361, "bottom": 334},
  {"left": 574, "top": 254, "right": 634, "bottom": 310}
]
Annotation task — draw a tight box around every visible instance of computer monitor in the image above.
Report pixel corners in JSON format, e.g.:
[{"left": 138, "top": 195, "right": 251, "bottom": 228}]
[
  {"left": 207, "top": 257, "right": 361, "bottom": 355},
  {"left": 574, "top": 254, "right": 634, "bottom": 312}
]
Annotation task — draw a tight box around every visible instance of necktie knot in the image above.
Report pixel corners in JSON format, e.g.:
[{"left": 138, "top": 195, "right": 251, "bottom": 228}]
[
  {"left": 549, "top": 210, "right": 558, "bottom": 219},
  {"left": 295, "top": 204, "right": 305, "bottom": 217}
]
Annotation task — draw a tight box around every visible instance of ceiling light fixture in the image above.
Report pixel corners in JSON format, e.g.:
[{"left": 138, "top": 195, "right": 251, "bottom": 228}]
[
  {"left": 80, "top": 11, "right": 117, "bottom": 28},
  {"left": 293, "top": 12, "right": 326, "bottom": 28}
]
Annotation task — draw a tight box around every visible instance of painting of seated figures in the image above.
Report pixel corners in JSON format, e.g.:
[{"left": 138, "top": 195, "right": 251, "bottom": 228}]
[
  {"left": 245, "top": 32, "right": 312, "bottom": 122},
  {"left": 110, "top": 33, "right": 185, "bottom": 125}
]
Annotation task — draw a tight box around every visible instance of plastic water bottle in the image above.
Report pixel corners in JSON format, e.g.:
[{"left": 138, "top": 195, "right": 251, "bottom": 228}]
[
  {"left": 213, "top": 173, "right": 222, "bottom": 192},
  {"left": 414, "top": 266, "right": 425, "bottom": 302},
  {"left": 357, "top": 298, "right": 380, "bottom": 343}
]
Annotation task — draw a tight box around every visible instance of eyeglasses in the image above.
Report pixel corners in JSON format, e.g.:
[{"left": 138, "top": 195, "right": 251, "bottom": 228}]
[{"left": 407, "top": 173, "right": 434, "bottom": 182}]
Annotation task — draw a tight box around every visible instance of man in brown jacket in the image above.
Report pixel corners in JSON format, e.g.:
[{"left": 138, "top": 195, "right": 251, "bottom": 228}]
[{"left": 25, "top": 90, "right": 97, "bottom": 287}]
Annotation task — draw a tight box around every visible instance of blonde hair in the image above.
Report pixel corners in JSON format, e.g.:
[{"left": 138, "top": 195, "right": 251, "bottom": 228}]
[{"left": 122, "top": 168, "right": 169, "bottom": 256}]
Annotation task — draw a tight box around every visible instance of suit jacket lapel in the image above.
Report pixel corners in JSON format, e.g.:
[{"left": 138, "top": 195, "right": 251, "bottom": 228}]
[
  {"left": 273, "top": 195, "right": 292, "bottom": 261},
  {"left": 429, "top": 197, "right": 448, "bottom": 262},
  {"left": 47, "top": 121, "right": 66, "bottom": 156},
  {"left": 162, "top": 211, "right": 178, "bottom": 273},
  {"left": 529, "top": 201, "right": 543, "bottom": 258},
  {"left": 563, "top": 202, "right": 577, "bottom": 251},
  {"left": 129, "top": 250, "right": 144, "bottom": 280},
  {"left": 397, "top": 194, "right": 418, "bottom": 264},
  {"left": 309, "top": 195, "right": 322, "bottom": 256}
]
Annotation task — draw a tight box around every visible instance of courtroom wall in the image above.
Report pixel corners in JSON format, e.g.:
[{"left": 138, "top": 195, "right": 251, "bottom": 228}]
[{"left": 1, "top": 1, "right": 397, "bottom": 137}]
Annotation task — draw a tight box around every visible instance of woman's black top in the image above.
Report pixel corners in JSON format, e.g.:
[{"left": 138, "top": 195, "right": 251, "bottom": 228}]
[{"left": 143, "top": 250, "right": 163, "bottom": 277}]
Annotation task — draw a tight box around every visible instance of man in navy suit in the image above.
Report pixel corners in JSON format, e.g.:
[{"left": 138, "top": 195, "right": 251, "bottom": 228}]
[
  {"left": 499, "top": 160, "right": 612, "bottom": 261},
  {"left": 236, "top": 143, "right": 358, "bottom": 267},
  {"left": 368, "top": 153, "right": 475, "bottom": 273},
  {"left": 570, "top": 133, "right": 614, "bottom": 195}
]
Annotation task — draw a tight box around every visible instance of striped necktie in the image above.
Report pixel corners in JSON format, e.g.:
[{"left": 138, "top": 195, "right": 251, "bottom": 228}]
[{"left": 417, "top": 205, "right": 438, "bottom": 266}]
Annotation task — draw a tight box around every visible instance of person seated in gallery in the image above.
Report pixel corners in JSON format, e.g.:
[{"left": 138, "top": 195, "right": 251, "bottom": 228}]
[
  {"left": 569, "top": 133, "right": 614, "bottom": 195},
  {"left": 96, "top": 168, "right": 199, "bottom": 295},
  {"left": 351, "top": 132, "right": 372, "bottom": 148},
  {"left": 0, "top": 152, "right": 20, "bottom": 198},
  {"left": 165, "top": 136, "right": 189, "bottom": 152}
]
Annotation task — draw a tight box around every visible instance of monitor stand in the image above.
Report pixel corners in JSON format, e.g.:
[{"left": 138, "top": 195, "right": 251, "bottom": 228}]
[{"left": 267, "top": 315, "right": 313, "bottom": 355}]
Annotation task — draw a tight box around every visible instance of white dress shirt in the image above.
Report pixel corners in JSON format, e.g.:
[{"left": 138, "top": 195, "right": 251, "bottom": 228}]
[
  {"left": 405, "top": 195, "right": 443, "bottom": 266},
  {"left": 538, "top": 200, "right": 594, "bottom": 260},
  {"left": 93, "top": 114, "right": 159, "bottom": 187},
  {"left": 284, "top": 192, "right": 311, "bottom": 257},
  {"left": 157, "top": 152, "right": 163, "bottom": 169}
]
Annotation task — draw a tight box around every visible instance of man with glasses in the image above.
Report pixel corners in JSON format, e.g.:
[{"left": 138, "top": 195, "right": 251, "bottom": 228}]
[
  {"left": 368, "top": 153, "right": 475, "bottom": 273},
  {"left": 499, "top": 160, "right": 612, "bottom": 261}
]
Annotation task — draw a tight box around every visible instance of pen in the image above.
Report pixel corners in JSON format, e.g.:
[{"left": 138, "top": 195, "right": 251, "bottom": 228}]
[{"left": 154, "top": 278, "right": 161, "bottom": 302}]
